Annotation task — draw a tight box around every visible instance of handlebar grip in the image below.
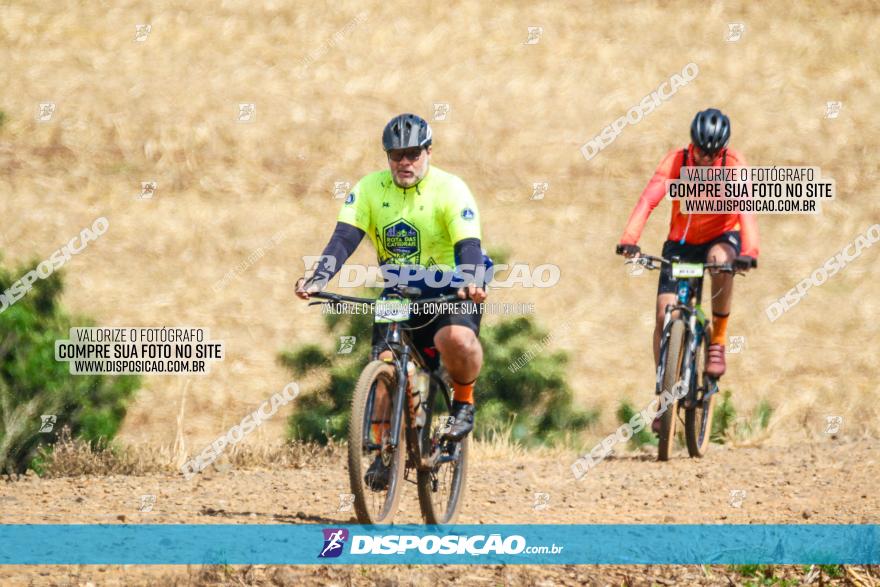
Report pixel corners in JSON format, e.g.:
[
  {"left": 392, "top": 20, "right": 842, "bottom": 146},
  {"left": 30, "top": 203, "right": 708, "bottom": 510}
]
[{"left": 616, "top": 243, "right": 640, "bottom": 256}]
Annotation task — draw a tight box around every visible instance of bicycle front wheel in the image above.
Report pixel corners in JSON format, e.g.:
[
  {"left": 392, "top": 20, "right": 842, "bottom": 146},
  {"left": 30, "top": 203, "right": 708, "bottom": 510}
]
[
  {"left": 658, "top": 320, "right": 686, "bottom": 461},
  {"left": 348, "top": 360, "right": 406, "bottom": 524}
]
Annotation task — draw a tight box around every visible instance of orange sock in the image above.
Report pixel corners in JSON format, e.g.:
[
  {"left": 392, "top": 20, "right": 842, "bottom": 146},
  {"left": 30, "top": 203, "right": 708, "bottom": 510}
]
[
  {"left": 371, "top": 423, "right": 389, "bottom": 443},
  {"left": 452, "top": 381, "right": 475, "bottom": 404},
  {"left": 711, "top": 313, "right": 729, "bottom": 345}
]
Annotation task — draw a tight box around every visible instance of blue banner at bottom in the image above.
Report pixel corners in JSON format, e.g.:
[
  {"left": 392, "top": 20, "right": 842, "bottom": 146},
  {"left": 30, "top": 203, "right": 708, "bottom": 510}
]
[{"left": 0, "top": 524, "right": 876, "bottom": 565}]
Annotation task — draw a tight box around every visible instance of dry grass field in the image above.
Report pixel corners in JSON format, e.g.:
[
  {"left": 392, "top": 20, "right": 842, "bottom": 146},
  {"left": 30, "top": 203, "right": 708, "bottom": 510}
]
[
  {"left": 3, "top": 2, "right": 880, "bottom": 584},
  {"left": 2, "top": 0, "right": 879, "bottom": 489}
]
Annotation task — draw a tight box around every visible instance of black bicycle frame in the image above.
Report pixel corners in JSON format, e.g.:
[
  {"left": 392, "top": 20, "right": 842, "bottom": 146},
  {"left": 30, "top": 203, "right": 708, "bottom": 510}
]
[
  {"left": 367, "top": 322, "right": 411, "bottom": 453},
  {"left": 365, "top": 326, "right": 460, "bottom": 473},
  {"left": 310, "top": 290, "right": 464, "bottom": 467}
]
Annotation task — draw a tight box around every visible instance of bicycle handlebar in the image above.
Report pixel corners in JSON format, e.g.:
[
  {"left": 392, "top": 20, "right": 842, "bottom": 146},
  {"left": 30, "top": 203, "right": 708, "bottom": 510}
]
[{"left": 623, "top": 254, "right": 741, "bottom": 274}]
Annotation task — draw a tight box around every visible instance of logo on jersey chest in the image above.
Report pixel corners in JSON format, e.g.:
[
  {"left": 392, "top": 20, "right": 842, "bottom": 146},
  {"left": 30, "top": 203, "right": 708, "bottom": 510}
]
[{"left": 382, "top": 219, "right": 420, "bottom": 263}]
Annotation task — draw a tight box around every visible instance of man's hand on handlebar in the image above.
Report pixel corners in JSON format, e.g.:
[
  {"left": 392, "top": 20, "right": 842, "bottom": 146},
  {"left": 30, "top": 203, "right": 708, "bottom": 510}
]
[
  {"left": 616, "top": 243, "right": 641, "bottom": 258},
  {"left": 734, "top": 256, "right": 758, "bottom": 272},
  {"left": 295, "top": 276, "right": 323, "bottom": 300},
  {"left": 457, "top": 283, "right": 487, "bottom": 303}
]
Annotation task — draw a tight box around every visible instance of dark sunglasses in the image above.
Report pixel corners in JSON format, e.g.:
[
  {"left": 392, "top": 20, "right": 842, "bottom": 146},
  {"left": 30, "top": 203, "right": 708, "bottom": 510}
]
[
  {"left": 694, "top": 147, "right": 718, "bottom": 159},
  {"left": 387, "top": 148, "right": 424, "bottom": 162}
]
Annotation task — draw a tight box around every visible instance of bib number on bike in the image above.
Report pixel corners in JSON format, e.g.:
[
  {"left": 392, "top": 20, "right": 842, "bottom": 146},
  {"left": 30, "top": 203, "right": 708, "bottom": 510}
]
[
  {"left": 375, "top": 299, "right": 411, "bottom": 323},
  {"left": 672, "top": 262, "right": 703, "bottom": 278}
]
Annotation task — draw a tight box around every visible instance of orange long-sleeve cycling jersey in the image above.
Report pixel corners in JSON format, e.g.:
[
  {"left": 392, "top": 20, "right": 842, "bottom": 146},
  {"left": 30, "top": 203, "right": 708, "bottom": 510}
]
[{"left": 620, "top": 145, "right": 759, "bottom": 258}]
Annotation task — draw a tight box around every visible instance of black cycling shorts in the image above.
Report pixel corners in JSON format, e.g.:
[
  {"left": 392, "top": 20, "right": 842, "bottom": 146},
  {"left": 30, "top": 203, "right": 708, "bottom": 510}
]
[
  {"left": 657, "top": 231, "right": 742, "bottom": 295},
  {"left": 371, "top": 301, "right": 482, "bottom": 371}
]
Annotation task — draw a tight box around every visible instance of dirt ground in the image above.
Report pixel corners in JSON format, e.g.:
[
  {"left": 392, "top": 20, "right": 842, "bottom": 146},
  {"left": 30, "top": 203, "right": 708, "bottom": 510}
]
[{"left": 1, "top": 439, "right": 876, "bottom": 585}]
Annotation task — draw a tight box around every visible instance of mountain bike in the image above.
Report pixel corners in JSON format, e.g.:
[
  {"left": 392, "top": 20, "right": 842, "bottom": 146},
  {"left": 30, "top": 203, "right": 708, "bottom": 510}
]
[
  {"left": 309, "top": 289, "right": 470, "bottom": 524},
  {"left": 624, "top": 254, "right": 746, "bottom": 461}
]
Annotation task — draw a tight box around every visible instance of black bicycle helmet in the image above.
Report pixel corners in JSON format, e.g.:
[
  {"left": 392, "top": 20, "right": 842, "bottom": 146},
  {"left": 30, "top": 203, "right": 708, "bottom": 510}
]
[
  {"left": 382, "top": 113, "right": 432, "bottom": 151},
  {"left": 690, "top": 108, "right": 730, "bottom": 155}
]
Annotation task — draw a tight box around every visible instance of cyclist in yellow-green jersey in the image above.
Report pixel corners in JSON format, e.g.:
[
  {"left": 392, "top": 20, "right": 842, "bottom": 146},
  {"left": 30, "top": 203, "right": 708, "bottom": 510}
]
[{"left": 296, "top": 114, "right": 488, "bottom": 490}]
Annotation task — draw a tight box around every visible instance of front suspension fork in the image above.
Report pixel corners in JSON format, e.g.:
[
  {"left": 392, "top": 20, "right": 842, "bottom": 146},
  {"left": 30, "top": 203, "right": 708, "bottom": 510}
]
[{"left": 387, "top": 346, "right": 410, "bottom": 451}]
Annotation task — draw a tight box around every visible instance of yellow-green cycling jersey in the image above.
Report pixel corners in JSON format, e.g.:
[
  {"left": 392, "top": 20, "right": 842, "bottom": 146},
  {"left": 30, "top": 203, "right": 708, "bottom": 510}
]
[{"left": 338, "top": 166, "right": 481, "bottom": 271}]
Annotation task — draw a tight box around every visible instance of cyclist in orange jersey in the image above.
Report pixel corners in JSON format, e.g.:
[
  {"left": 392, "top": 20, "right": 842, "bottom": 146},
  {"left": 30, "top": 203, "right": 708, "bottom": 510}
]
[{"left": 617, "top": 108, "right": 758, "bottom": 378}]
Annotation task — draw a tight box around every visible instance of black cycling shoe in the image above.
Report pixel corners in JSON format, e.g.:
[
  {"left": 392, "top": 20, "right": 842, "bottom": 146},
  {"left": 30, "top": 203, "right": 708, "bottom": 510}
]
[
  {"left": 444, "top": 401, "right": 475, "bottom": 441},
  {"left": 364, "top": 455, "right": 390, "bottom": 492}
]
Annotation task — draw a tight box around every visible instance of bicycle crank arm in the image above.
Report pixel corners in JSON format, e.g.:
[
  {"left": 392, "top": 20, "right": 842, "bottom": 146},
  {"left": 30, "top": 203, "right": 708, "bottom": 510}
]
[{"left": 422, "top": 443, "right": 461, "bottom": 469}]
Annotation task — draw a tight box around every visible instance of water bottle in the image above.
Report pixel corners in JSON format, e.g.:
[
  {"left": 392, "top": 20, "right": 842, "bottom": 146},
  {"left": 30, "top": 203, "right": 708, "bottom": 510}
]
[{"left": 410, "top": 368, "right": 429, "bottom": 428}]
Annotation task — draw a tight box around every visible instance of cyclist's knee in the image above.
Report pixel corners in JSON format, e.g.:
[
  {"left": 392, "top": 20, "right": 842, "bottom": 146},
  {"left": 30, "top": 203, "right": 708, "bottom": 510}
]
[
  {"left": 435, "top": 326, "right": 479, "bottom": 357},
  {"left": 378, "top": 349, "right": 393, "bottom": 361},
  {"left": 707, "top": 243, "right": 735, "bottom": 265},
  {"left": 656, "top": 294, "right": 676, "bottom": 327}
]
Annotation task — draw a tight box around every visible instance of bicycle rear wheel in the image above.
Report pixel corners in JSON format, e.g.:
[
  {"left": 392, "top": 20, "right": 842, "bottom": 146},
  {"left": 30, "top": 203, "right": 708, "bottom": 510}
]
[
  {"left": 658, "top": 320, "right": 686, "bottom": 461},
  {"left": 417, "top": 371, "right": 468, "bottom": 524},
  {"left": 348, "top": 360, "right": 406, "bottom": 524},
  {"left": 685, "top": 327, "right": 716, "bottom": 457}
]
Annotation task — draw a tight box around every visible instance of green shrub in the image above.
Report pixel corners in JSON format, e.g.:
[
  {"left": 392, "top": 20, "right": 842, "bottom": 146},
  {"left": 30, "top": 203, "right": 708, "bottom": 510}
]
[
  {"left": 280, "top": 296, "right": 596, "bottom": 446},
  {"left": 279, "top": 309, "right": 373, "bottom": 444},
  {"left": 711, "top": 390, "right": 737, "bottom": 443},
  {"left": 0, "top": 261, "right": 140, "bottom": 473},
  {"left": 712, "top": 392, "right": 773, "bottom": 443},
  {"left": 616, "top": 400, "right": 657, "bottom": 448}
]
